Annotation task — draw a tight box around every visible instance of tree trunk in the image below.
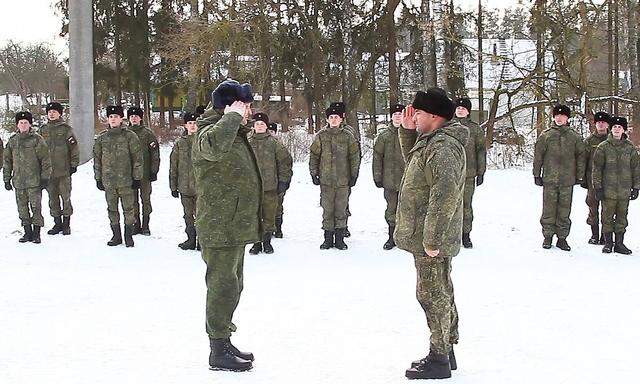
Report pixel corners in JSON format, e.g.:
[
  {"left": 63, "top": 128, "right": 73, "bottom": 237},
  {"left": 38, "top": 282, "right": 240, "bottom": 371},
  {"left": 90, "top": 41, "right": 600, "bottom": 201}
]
[
  {"left": 387, "top": 0, "right": 399, "bottom": 105},
  {"left": 421, "top": 0, "right": 437, "bottom": 88},
  {"left": 477, "top": 0, "right": 485, "bottom": 123},
  {"left": 534, "top": 0, "right": 546, "bottom": 137}
]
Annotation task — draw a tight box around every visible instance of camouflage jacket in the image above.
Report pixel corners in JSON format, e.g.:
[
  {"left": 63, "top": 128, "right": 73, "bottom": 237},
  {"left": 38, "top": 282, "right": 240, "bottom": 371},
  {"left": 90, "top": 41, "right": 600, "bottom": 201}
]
[
  {"left": 93, "top": 126, "right": 143, "bottom": 189},
  {"left": 169, "top": 132, "right": 196, "bottom": 197},
  {"left": 453, "top": 117, "right": 486, "bottom": 178},
  {"left": 394, "top": 122, "right": 468, "bottom": 257},
  {"left": 533, "top": 124, "right": 586, "bottom": 186},
  {"left": 128, "top": 124, "right": 160, "bottom": 180},
  {"left": 372, "top": 124, "right": 405, "bottom": 191},
  {"left": 592, "top": 135, "right": 640, "bottom": 200},
  {"left": 583, "top": 132, "right": 607, "bottom": 188},
  {"left": 309, "top": 125, "right": 361, "bottom": 187},
  {"left": 192, "top": 108, "right": 263, "bottom": 248},
  {"left": 39, "top": 119, "right": 79, "bottom": 178},
  {"left": 3, "top": 130, "right": 52, "bottom": 189},
  {"left": 248, "top": 132, "right": 293, "bottom": 192},
  {"left": 343, "top": 123, "right": 361, "bottom": 157}
]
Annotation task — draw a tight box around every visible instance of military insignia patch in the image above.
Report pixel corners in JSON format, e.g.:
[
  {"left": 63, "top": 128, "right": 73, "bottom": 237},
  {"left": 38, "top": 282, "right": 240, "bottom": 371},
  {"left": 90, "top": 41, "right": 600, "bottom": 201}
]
[
  {"left": 68, "top": 137, "right": 77, "bottom": 145},
  {"left": 150, "top": 141, "right": 157, "bottom": 148}
]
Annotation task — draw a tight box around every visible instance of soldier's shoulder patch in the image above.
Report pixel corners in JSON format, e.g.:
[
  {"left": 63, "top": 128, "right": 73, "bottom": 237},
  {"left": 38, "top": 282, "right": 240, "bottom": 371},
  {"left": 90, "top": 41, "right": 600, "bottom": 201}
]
[
  {"left": 68, "top": 136, "right": 78, "bottom": 145},
  {"left": 149, "top": 141, "right": 158, "bottom": 149}
]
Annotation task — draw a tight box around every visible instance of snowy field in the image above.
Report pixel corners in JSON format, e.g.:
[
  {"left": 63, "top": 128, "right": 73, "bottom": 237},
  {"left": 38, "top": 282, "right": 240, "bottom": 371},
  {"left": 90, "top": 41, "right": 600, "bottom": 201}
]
[{"left": 1, "top": 147, "right": 639, "bottom": 384}]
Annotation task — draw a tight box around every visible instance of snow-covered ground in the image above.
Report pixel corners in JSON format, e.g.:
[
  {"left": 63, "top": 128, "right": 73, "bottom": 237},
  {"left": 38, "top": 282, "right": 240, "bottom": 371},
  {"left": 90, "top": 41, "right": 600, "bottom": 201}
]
[{"left": 1, "top": 147, "right": 639, "bottom": 384}]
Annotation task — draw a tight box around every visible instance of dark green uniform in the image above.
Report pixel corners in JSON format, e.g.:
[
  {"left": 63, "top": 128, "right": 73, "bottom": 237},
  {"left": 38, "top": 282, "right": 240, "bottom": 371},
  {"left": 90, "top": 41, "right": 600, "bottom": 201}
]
[
  {"left": 0, "top": 137, "right": 4, "bottom": 172},
  {"left": 583, "top": 132, "right": 608, "bottom": 228},
  {"left": 533, "top": 124, "right": 585, "bottom": 239},
  {"left": 170, "top": 132, "right": 197, "bottom": 233},
  {"left": 192, "top": 108, "right": 262, "bottom": 339},
  {"left": 395, "top": 122, "right": 468, "bottom": 356},
  {"left": 309, "top": 124, "right": 360, "bottom": 231},
  {"left": 592, "top": 135, "right": 640, "bottom": 235},
  {"left": 128, "top": 124, "right": 160, "bottom": 230},
  {"left": 3, "top": 130, "right": 51, "bottom": 227},
  {"left": 274, "top": 135, "right": 293, "bottom": 224},
  {"left": 372, "top": 124, "right": 405, "bottom": 225},
  {"left": 39, "top": 119, "right": 79, "bottom": 219},
  {"left": 93, "top": 126, "right": 143, "bottom": 226}
]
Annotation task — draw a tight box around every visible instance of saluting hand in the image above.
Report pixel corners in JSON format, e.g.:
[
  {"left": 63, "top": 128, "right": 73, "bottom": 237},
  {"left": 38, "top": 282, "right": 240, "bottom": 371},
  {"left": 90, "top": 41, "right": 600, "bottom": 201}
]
[{"left": 402, "top": 105, "right": 417, "bottom": 130}]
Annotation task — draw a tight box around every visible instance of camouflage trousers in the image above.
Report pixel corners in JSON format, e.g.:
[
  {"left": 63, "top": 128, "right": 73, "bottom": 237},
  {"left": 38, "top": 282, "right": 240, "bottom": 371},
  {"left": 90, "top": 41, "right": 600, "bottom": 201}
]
[
  {"left": 262, "top": 190, "right": 278, "bottom": 233},
  {"left": 105, "top": 186, "right": 136, "bottom": 226},
  {"left": 413, "top": 255, "right": 459, "bottom": 355},
  {"left": 133, "top": 179, "right": 153, "bottom": 219},
  {"left": 586, "top": 187, "right": 602, "bottom": 226},
  {"left": 46, "top": 176, "right": 73, "bottom": 217},
  {"left": 202, "top": 246, "right": 245, "bottom": 339},
  {"left": 181, "top": 195, "right": 197, "bottom": 228},
  {"left": 383, "top": 189, "right": 399, "bottom": 226},
  {"left": 602, "top": 198, "right": 630, "bottom": 234},
  {"left": 320, "top": 185, "right": 349, "bottom": 230},
  {"left": 15, "top": 187, "right": 44, "bottom": 227},
  {"left": 276, "top": 191, "right": 286, "bottom": 220},
  {"left": 463, "top": 177, "right": 476, "bottom": 234},
  {"left": 541, "top": 185, "right": 574, "bottom": 239}
]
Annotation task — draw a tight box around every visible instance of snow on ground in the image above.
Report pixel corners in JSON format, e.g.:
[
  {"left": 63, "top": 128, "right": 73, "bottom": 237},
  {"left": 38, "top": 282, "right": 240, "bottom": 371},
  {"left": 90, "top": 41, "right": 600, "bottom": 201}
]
[{"left": 1, "top": 147, "right": 639, "bottom": 384}]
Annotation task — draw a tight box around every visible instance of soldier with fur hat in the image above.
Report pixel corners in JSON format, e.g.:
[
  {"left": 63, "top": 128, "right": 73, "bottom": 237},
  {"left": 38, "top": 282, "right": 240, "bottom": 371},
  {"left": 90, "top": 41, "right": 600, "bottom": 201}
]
[{"left": 266, "top": 122, "right": 293, "bottom": 238}]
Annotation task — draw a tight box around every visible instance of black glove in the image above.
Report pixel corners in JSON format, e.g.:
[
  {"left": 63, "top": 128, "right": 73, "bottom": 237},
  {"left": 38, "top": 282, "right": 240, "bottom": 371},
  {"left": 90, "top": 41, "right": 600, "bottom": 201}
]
[
  {"left": 580, "top": 180, "right": 588, "bottom": 189},
  {"left": 595, "top": 188, "right": 604, "bottom": 201},
  {"left": 150, "top": 173, "right": 157, "bottom": 182},
  {"left": 96, "top": 180, "right": 105, "bottom": 191},
  {"left": 132, "top": 180, "right": 141, "bottom": 190},
  {"left": 631, "top": 188, "right": 639, "bottom": 201},
  {"left": 277, "top": 181, "right": 290, "bottom": 194},
  {"left": 40, "top": 179, "right": 49, "bottom": 189},
  {"left": 476, "top": 174, "right": 484, "bottom": 186},
  {"left": 4, "top": 182, "right": 12, "bottom": 191},
  {"left": 534, "top": 176, "right": 543, "bottom": 186},
  {"left": 171, "top": 190, "right": 179, "bottom": 198},
  {"left": 349, "top": 177, "right": 357, "bottom": 187},
  {"left": 374, "top": 180, "right": 383, "bottom": 188},
  {"left": 312, "top": 175, "right": 320, "bottom": 186},
  {"left": 70, "top": 166, "right": 77, "bottom": 175}
]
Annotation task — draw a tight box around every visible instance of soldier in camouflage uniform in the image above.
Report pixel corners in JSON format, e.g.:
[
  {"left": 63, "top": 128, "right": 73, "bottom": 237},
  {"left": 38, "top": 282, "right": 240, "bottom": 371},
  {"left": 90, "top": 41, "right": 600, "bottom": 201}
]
[
  {"left": 39, "top": 102, "right": 79, "bottom": 236},
  {"left": 248, "top": 113, "right": 293, "bottom": 255},
  {"left": 373, "top": 103, "right": 406, "bottom": 250},
  {"left": 581, "top": 111, "right": 610, "bottom": 245},
  {"left": 3, "top": 111, "right": 51, "bottom": 244},
  {"left": 395, "top": 89, "right": 466, "bottom": 380},
  {"left": 452, "top": 97, "right": 486, "bottom": 249},
  {"left": 127, "top": 107, "right": 160, "bottom": 236},
  {"left": 170, "top": 112, "right": 199, "bottom": 250},
  {"left": 94, "top": 106, "right": 143, "bottom": 248},
  {"left": 533, "top": 104, "right": 585, "bottom": 251},
  {"left": 0, "top": 137, "right": 4, "bottom": 173},
  {"left": 309, "top": 104, "right": 361, "bottom": 250},
  {"left": 192, "top": 80, "right": 258, "bottom": 372},
  {"left": 591, "top": 116, "right": 640, "bottom": 255},
  {"left": 268, "top": 122, "right": 293, "bottom": 238}
]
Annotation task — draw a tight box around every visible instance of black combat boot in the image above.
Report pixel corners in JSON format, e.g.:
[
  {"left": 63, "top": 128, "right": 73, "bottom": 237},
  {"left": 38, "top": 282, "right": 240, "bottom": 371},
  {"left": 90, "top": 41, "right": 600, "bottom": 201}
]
[
  {"left": 262, "top": 232, "right": 274, "bottom": 254},
  {"left": 62, "top": 216, "right": 71, "bottom": 235},
  {"left": 602, "top": 232, "right": 614, "bottom": 253},
  {"left": 556, "top": 238, "right": 571, "bottom": 251},
  {"left": 227, "top": 338, "right": 254, "bottom": 361},
  {"left": 334, "top": 228, "right": 348, "bottom": 250},
  {"left": 19, "top": 225, "right": 33, "bottom": 243},
  {"left": 412, "top": 347, "right": 457, "bottom": 371},
  {"left": 31, "top": 226, "right": 42, "bottom": 244},
  {"left": 141, "top": 215, "right": 151, "bottom": 236},
  {"left": 383, "top": 225, "right": 396, "bottom": 250},
  {"left": 124, "top": 225, "right": 135, "bottom": 247},
  {"left": 588, "top": 225, "right": 599, "bottom": 245},
  {"left": 132, "top": 216, "right": 142, "bottom": 235},
  {"left": 542, "top": 236, "right": 553, "bottom": 249},
  {"left": 274, "top": 217, "right": 283, "bottom": 238},
  {"left": 405, "top": 351, "right": 452, "bottom": 380},
  {"left": 209, "top": 338, "right": 252, "bottom": 371},
  {"left": 599, "top": 231, "right": 606, "bottom": 245},
  {"left": 107, "top": 225, "right": 122, "bottom": 246},
  {"left": 249, "top": 242, "right": 262, "bottom": 255},
  {"left": 343, "top": 227, "right": 351, "bottom": 238},
  {"left": 47, "top": 216, "right": 63, "bottom": 235},
  {"left": 179, "top": 225, "right": 197, "bottom": 250},
  {"left": 320, "top": 230, "right": 334, "bottom": 250},
  {"left": 462, "top": 233, "right": 473, "bottom": 248},
  {"left": 614, "top": 233, "right": 632, "bottom": 255}
]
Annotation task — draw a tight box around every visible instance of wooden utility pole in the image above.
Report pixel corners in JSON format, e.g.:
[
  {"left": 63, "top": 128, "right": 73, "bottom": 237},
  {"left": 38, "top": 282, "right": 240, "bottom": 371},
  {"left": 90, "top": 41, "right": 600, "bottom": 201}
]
[{"left": 478, "top": 0, "right": 484, "bottom": 123}]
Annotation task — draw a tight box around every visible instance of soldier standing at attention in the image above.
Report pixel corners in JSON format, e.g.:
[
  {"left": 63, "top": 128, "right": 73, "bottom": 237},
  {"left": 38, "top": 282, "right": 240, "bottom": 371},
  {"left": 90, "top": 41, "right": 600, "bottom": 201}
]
[
  {"left": 452, "top": 97, "right": 486, "bottom": 249},
  {"left": 533, "top": 104, "right": 585, "bottom": 251},
  {"left": 170, "top": 112, "right": 199, "bottom": 250},
  {"left": 248, "top": 113, "right": 293, "bottom": 254},
  {"left": 309, "top": 104, "right": 360, "bottom": 250},
  {"left": 3, "top": 111, "right": 51, "bottom": 244},
  {"left": 581, "top": 111, "right": 610, "bottom": 245},
  {"left": 93, "top": 106, "right": 143, "bottom": 248},
  {"left": 591, "top": 116, "right": 640, "bottom": 254},
  {"left": 268, "top": 122, "right": 293, "bottom": 238},
  {"left": 126, "top": 107, "right": 160, "bottom": 236},
  {"left": 372, "top": 103, "right": 406, "bottom": 250},
  {"left": 39, "top": 101, "right": 79, "bottom": 236},
  {"left": 395, "top": 89, "right": 467, "bottom": 380}
]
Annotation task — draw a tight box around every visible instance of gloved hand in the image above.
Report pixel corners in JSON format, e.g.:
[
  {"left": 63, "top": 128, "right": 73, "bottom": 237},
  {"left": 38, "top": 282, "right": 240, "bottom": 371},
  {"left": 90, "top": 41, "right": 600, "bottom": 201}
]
[
  {"left": 534, "top": 176, "right": 543, "bottom": 186},
  {"left": 631, "top": 188, "right": 639, "bottom": 201},
  {"left": 150, "top": 173, "right": 157, "bottom": 182},
  {"left": 312, "top": 175, "right": 320, "bottom": 186},
  {"left": 4, "top": 182, "right": 12, "bottom": 191},
  {"left": 374, "top": 180, "right": 383, "bottom": 188},
  {"left": 349, "top": 177, "right": 357, "bottom": 187},
  {"left": 595, "top": 188, "right": 604, "bottom": 201},
  {"left": 580, "top": 180, "right": 588, "bottom": 189},
  {"left": 476, "top": 174, "right": 484, "bottom": 186},
  {"left": 277, "top": 181, "right": 290, "bottom": 194},
  {"left": 132, "top": 180, "right": 141, "bottom": 190},
  {"left": 40, "top": 179, "right": 49, "bottom": 189},
  {"left": 70, "top": 166, "right": 77, "bottom": 175},
  {"left": 171, "top": 190, "right": 179, "bottom": 198},
  {"left": 96, "top": 180, "right": 105, "bottom": 191}
]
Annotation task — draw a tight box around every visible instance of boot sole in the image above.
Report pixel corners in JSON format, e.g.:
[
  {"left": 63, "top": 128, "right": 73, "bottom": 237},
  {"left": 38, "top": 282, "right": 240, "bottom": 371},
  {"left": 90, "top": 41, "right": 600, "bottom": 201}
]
[
  {"left": 209, "top": 365, "right": 252, "bottom": 372},
  {"left": 405, "top": 368, "right": 451, "bottom": 380}
]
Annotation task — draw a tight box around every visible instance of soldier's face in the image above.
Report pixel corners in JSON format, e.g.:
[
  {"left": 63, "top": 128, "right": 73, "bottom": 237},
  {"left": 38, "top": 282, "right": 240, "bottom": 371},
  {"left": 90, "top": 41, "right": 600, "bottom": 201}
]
[
  {"left": 595, "top": 121, "right": 609, "bottom": 134},
  {"left": 327, "top": 115, "right": 342, "bottom": 127},
  {"left": 108, "top": 114, "right": 123, "bottom": 127},
  {"left": 129, "top": 115, "right": 142, "bottom": 125},
  {"left": 414, "top": 110, "right": 432, "bottom": 133},
  {"left": 611, "top": 125, "right": 625, "bottom": 138},
  {"left": 391, "top": 112, "right": 403, "bottom": 126},
  {"left": 17, "top": 120, "right": 31, "bottom": 133},
  {"left": 47, "top": 110, "right": 61, "bottom": 121},
  {"left": 455, "top": 107, "right": 469, "bottom": 118},
  {"left": 554, "top": 114, "right": 568, "bottom": 126},
  {"left": 253, "top": 121, "right": 268, "bottom": 133},
  {"left": 185, "top": 121, "right": 198, "bottom": 134}
]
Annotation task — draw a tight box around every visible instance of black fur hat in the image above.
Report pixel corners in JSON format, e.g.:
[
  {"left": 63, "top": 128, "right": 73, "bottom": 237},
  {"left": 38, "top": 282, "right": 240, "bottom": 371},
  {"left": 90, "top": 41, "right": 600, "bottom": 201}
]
[
  {"left": 594, "top": 111, "right": 611, "bottom": 124},
  {"left": 46, "top": 101, "right": 63, "bottom": 114},
  {"left": 411, "top": 88, "right": 455, "bottom": 121},
  {"left": 183, "top": 112, "right": 199, "bottom": 124},
  {"left": 211, "top": 79, "right": 254, "bottom": 109},
  {"left": 268, "top": 123, "right": 278, "bottom": 133},
  {"left": 106, "top": 105, "right": 125, "bottom": 118},
  {"left": 610, "top": 116, "right": 628, "bottom": 130},
  {"left": 390, "top": 103, "right": 405, "bottom": 116},
  {"left": 127, "top": 107, "right": 144, "bottom": 119},
  {"left": 195, "top": 105, "right": 206, "bottom": 115},
  {"left": 15, "top": 111, "right": 33, "bottom": 125},
  {"left": 552, "top": 104, "right": 571, "bottom": 118},
  {"left": 252, "top": 112, "right": 269, "bottom": 125},
  {"left": 455, "top": 97, "right": 472, "bottom": 113}
]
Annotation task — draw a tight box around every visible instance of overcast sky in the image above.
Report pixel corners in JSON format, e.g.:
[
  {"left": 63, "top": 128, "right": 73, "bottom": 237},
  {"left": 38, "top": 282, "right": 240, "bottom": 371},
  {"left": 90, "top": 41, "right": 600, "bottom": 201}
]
[{"left": 0, "top": 0, "right": 521, "bottom": 59}]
